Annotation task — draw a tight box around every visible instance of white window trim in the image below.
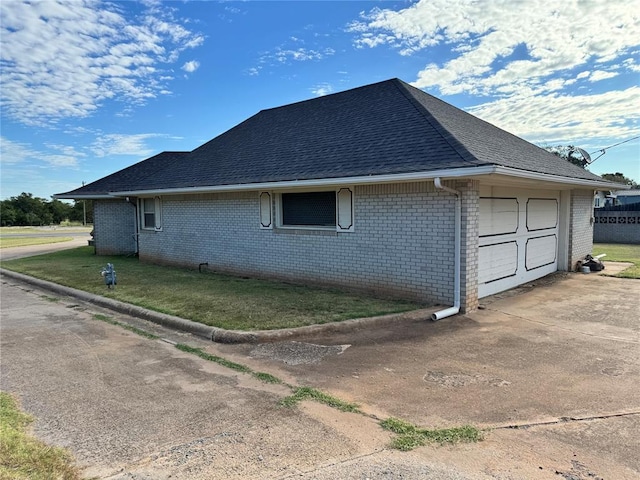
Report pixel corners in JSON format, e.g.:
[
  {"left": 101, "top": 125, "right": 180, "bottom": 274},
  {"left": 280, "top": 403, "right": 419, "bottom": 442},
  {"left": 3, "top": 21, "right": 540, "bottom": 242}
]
[
  {"left": 139, "top": 196, "right": 163, "bottom": 231},
  {"left": 259, "top": 191, "right": 273, "bottom": 229},
  {"left": 336, "top": 187, "right": 354, "bottom": 232}
]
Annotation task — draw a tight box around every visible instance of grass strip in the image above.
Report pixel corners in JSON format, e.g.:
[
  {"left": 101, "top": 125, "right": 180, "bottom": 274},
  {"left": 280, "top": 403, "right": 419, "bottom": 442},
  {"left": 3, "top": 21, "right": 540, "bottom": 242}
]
[
  {"left": 380, "top": 417, "right": 483, "bottom": 451},
  {"left": 0, "top": 392, "right": 82, "bottom": 480},
  {"left": 175, "top": 343, "right": 282, "bottom": 384},
  {"left": 92, "top": 314, "right": 159, "bottom": 340},
  {"left": 592, "top": 243, "right": 640, "bottom": 279},
  {"left": 1, "top": 247, "right": 420, "bottom": 331},
  {"left": 280, "top": 386, "right": 361, "bottom": 413}
]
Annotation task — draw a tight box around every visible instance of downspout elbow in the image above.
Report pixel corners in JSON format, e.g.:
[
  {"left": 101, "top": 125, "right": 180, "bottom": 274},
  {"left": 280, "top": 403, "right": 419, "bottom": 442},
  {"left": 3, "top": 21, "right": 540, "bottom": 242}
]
[{"left": 431, "top": 306, "right": 459, "bottom": 321}]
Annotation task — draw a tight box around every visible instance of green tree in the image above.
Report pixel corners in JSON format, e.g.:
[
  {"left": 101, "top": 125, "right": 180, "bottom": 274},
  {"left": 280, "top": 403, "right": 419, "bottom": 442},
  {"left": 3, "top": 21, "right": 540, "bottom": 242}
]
[
  {"left": 3, "top": 192, "right": 53, "bottom": 226},
  {"left": 69, "top": 199, "right": 93, "bottom": 224},
  {"left": 48, "top": 199, "right": 73, "bottom": 224},
  {"left": 0, "top": 201, "right": 18, "bottom": 226},
  {"left": 600, "top": 172, "right": 639, "bottom": 189},
  {"left": 544, "top": 145, "right": 588, "bottom": 168}
]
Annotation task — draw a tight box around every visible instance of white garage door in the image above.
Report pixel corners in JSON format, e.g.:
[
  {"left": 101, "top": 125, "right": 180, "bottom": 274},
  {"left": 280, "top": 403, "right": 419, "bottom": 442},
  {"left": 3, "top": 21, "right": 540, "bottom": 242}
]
[{"left": 478, "top": 187, "right": 559, "bottom": 298}]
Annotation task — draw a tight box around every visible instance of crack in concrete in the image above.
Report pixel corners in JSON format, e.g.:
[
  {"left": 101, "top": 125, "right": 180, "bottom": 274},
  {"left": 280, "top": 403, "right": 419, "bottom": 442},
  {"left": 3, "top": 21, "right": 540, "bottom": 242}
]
[
  {"left": 488, "top": 308, "right": 640, "bottom": 344},
  {"left": 494, "top": 410, "right": 640, "bottom": 430}
]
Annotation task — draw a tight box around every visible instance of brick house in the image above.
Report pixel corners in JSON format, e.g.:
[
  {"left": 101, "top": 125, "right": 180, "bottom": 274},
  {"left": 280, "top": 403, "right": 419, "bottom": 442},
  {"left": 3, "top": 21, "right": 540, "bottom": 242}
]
[{"left": 56, "top": 78, "right": 619, "bottom": 318}]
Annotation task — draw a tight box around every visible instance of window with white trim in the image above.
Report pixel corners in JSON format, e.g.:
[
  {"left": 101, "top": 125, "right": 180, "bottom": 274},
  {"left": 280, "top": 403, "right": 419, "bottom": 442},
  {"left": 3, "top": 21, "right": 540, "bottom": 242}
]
[
  {"left": 259, "top": 188, "right": 354, "bottom": 232},
  {"left": 140, "top": 197, "right": 162, "bottom": 231}
]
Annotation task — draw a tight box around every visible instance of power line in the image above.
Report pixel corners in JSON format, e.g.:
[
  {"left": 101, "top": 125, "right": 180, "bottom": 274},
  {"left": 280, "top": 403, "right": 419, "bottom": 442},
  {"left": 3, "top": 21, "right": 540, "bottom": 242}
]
[{"left": 589, "top": 135, "right": 640, "bottom": 156}]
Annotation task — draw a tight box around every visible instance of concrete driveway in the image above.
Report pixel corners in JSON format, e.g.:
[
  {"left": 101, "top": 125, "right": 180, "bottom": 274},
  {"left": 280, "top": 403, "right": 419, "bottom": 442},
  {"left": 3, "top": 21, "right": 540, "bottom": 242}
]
[{"left": 213, "top": 270, "right": 640, "bottom": 479}]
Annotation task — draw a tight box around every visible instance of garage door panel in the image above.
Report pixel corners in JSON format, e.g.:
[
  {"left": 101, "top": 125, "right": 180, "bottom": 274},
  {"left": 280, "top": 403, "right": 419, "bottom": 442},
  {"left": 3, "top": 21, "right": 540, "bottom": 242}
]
[
  {"left": 525, "top": 235, "right": 557, "bottom": 270},
  {"left": 527, "top": 199, "right": 558, "bottom": 231},
  {"left": 479, "top": 190, "right": 560, "bottom": 299},
  {"left": 479, "top": 198, "right": 519, "bottom": 237},
  {"left": 479, "top": 241, "right": 518, "bottom": 284}
]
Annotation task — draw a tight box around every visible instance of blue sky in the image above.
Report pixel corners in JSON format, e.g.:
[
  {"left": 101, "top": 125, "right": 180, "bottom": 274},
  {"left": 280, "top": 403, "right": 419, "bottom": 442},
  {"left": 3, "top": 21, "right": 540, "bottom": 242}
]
[{"left": 1, "top": 0, "right": 639, "bottom": 201}]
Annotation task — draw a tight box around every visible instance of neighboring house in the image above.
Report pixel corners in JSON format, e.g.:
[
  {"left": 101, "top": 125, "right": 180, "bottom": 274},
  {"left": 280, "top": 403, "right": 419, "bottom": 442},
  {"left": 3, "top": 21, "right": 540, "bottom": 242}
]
[
  {"left": 594, "top": 189, "right": 640, "bottom": 208},
  {"left": 594, "top": 191, "right": 609, "bottom": 208},
  {"left": 593, "top": 189, "right": 640, "bottom": 244},
  {"left": 56, "top": 78, "right": 620, "bottom": 316},
  {"left": 614, "top": 189, "right": 640, "bottom": 206}
]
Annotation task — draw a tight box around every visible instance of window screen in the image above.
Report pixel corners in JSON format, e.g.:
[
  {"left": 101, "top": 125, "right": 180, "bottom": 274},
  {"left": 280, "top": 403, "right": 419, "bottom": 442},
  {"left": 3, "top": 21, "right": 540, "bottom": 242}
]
[{"left": 282, "top": 191, "right": 336, "bottom": 227}]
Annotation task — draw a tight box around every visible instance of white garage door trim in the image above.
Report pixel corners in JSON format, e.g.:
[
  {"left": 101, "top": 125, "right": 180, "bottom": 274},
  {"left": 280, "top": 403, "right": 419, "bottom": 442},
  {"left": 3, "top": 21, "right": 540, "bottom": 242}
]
[{"left": 479, "top": 188, "right": 559, "bottom": 298}]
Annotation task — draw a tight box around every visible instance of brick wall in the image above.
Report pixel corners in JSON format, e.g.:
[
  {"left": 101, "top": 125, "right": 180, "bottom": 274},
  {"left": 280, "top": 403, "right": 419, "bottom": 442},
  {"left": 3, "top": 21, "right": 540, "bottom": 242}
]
[
  {"left": 594, "top": 211, "right": 640, "bottom": 244},
  {"left": 456, "top": 179, "right": 479, "bottom": 312},
  {"left": 94, "top": 200, "right": 137, "bottom": 255},
  {"left": 137, "top": 181, "right": 475, "bottom": 306},
  {"left": 568, "top": 190, "right": 595, "bottom": 269}
]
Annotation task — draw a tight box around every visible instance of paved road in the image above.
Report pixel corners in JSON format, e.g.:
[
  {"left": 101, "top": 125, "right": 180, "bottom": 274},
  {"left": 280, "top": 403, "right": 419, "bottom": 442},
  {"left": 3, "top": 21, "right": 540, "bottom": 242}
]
[
  {"left": 0, "top": 234, "right": 90, "bottom": 260},
  {"left": 0, "top": 277, "right": 472, "bottom": 480}
]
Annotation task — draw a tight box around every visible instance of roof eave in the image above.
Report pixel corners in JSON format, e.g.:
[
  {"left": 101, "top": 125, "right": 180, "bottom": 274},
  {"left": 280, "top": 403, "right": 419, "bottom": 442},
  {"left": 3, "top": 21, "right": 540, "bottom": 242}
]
[
  {"left": 106, "top": 165, "right": 617, "bottom": 196},
  {"left": 53, "top": 193, "right": 116, "bottom": 200},
  {"left": 491, "top": 166, "right": 625, "bottom": 189}
]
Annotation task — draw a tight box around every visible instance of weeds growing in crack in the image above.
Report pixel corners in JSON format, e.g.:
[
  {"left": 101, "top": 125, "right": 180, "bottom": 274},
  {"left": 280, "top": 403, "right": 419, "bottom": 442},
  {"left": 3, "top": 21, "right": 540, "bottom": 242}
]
[
  {"left": 92, "top": 314, "right": 159, "bottom": 340},
  {"left": 380, "top": 417, "right": 483, "bottom": 451},
  {"left": 280, "top": 386, "right": 361, "bottom": 413},
  {"left": 175, "top": 344, "right": 283, "bottom": 384}
]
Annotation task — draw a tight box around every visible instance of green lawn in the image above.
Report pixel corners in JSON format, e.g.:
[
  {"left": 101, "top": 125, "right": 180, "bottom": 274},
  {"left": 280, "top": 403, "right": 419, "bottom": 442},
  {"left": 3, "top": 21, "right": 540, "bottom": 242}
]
[
  {"left": 0, "top": 392, "right": 82, "bottom": 480},
  {"left": 592, "top": 243, "right": 640, "bottom": 279},
  {"left": 1, "top": 247, "right": 421, "bottom": 330}
]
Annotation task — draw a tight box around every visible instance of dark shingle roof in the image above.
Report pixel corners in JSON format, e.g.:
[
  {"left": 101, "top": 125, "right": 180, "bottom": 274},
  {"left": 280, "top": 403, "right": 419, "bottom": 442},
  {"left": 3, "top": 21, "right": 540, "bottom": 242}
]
[
  {"left": 55, "top": 152, "right": 189, "bottom": 198},
  {"left": 56, "top": 78, "right": 606, "bottom": 197}
]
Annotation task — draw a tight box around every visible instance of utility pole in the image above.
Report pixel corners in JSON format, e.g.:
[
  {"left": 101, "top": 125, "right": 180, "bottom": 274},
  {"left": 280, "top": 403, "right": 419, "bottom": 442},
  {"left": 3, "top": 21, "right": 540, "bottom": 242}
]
[{"left": 82, "top": 181, "right": 86, "bottom": 226}]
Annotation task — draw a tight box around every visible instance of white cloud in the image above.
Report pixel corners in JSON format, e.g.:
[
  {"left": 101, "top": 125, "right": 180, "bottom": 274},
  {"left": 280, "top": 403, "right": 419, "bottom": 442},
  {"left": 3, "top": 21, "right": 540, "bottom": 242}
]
[
  {"left": 588, "top": 70, "right": 619, "bottom": 82},
  {"left": 348, "top": 0, "right": 640, "bottom": 158},
  {"left": 0, "top": 0, "right": 203, "bottom": 126},
  {"left": 468, "top": 86, "right": 640, "bottom": 146},
  {"left": 182, "top": 60, "right": 200, "bottom": 73},
  {"left": 311, "top": 83, "right": 334, "bottom": 96},
  {"left": 273, "top": 47, "right": 336, "bottom": 63},
  {"left": 0, "top": 137, "right": 39, "bottom": 165},
  {"left": 623, "top": 57, "right": 640, "bottom": 72},
  {"left": 90, "top": 133, "right": 163, "bottom": 157},
  {"left": 349, "top": 0, "right": 640, "bottom": 96},
  {"left": 0, "top": 137, "right": 80, "bottom": 167},
  {"left": 250, "top": 42, "right": 336, "bottom": 75}
]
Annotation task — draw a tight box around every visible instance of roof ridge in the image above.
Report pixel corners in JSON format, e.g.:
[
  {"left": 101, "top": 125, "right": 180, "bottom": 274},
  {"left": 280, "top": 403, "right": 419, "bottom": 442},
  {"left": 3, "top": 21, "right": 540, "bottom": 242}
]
[
  {"left": 258, "top": 78, "right": 401, "bottom": 114},
  {"left": 391, "top": 79, "right": 481, "bottom": 167}
]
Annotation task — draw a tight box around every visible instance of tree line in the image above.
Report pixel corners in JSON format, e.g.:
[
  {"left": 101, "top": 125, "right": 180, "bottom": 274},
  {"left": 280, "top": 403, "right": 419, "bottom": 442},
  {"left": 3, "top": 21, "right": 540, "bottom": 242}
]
[{"left": 0, "top": 192, "right": 93, "bottom": 227}]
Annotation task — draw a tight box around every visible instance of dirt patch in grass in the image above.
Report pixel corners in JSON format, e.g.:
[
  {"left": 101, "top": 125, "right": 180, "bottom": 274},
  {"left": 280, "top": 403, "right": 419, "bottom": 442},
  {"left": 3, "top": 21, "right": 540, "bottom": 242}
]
[{"left": 1, "top": 247, "right": 422, "bottom": 331}]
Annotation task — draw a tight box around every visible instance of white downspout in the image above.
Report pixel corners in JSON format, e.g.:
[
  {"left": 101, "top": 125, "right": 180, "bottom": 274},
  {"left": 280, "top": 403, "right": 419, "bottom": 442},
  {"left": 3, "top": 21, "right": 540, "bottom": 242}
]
[{"left": 431, "top": 177, "right": 461, "bottom": 321}]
